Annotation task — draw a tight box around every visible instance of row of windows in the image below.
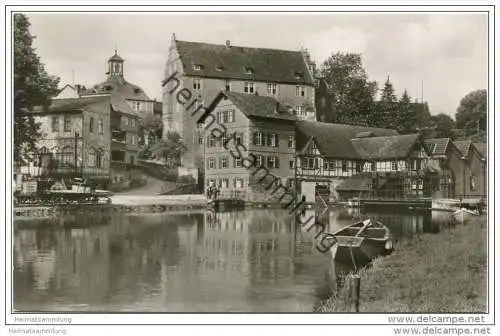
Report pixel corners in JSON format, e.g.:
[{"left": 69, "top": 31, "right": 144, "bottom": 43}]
[
  {"left": 121, "top": 115, "right": 137, "bottom": 128},
  {"left": 37, "top": 147, "right": 104, "bottom": 168},
  {"left": 252, "top": 132, "right": 295, "bottom": 148},
  {"left": 299, "top": 158, "right": 424, "bottom": 172},
  {"left": 216, "top": 110, "right": 235, "bottom": 124},
  {"left": 206, "top": 155, "right": 281, "bottom": 170},
  {"left": 51, "top": 116, "right": 105, "bottom": 135},
  {"left": 207, "top": 177, "right": 245, "bottom": 189},
  {"left": 191, "top": 78, "right": 307, "bottom": 97},
  {"left": 204, "top": 133, "right": 295, "bottom": 149}
]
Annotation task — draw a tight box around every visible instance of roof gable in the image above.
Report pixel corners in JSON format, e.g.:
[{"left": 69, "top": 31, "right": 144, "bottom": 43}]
[
  {"left": 424, "top": 138, "right": 450, "bottom": 156},
  {"left": 453, "top": 140, "right": 472, "bottom": 158},
  {"left": 351, "top": 134, "right": 422, "bottom": 160},
  {"left": 472, "top": 142, "right": 487, "bottom": 159},
  {"left": 296, "top": 121, "right": 398, "bottom": 159},
  {"left": 175, "top": 40, "right": 314, "bottom": 85},
  {"left": 225, "top": 92, "right": 296, "bottom": 121}
]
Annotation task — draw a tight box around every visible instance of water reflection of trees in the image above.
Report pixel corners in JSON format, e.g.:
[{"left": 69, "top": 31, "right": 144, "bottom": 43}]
[
  {"left": 14, "top": 208, "right": 452, "bottom": 311},
  {"left": 14, "top": 213, "right": 196, "bottom": 309}
]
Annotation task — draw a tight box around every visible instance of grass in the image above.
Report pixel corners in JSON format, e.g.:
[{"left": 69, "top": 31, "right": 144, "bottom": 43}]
[{"left": 317, "top": 215, "right": 488, "bottom": 313}]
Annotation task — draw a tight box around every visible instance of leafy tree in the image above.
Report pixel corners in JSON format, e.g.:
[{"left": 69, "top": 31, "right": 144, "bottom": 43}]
[
  {"left": 455, "top": 89, "right": 487, "bottom": 136},
  {"left": 14, "top": 14, "right": 59, "bottom": 164},
  {"left": 149, "top": 131, "right": 187, "bottom": 168},
  {"left": 430, "top": 113, "right": 456, "bottom": 139},
  {"left": 320, "top": 52, "right": 377, "bottom": 126}
]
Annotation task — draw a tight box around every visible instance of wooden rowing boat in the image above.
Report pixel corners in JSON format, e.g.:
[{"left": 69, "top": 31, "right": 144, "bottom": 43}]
[
  {"left": 330, "top": 219, "right": 394, "bottom": 265},
  {"left": 452, "top": 208, "right": 479, "bottom": 223}
]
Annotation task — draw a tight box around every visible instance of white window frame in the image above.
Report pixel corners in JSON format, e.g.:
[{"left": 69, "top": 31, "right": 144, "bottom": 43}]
[
  {"left": 296, "top": 86, "right": 305, "bottom": 97},
  {"left": 244, "top": 82, "right": 255, "bottom": 94},
  {"left": 193, "top": 79, "right": 202, "bottom": 91},
  {"left": 267, "top": 83, "right": 277, "bottom": 95},
  {"left": 255, "top": 132, "right": 263, "bottom": 146},
  {"left": 221, "top": 156, "right": 228, "bottom": 169},
  {"left": 255, "top": 155, "right": 263, "bottom": 167},
  {"left": 270, "top": 134, "right": 277, "bottom": 147},
  {"left": 268, "top": 156, "right": 276, "bottom": 168},
  {"left": 208, "top": 157, "right": 215, "bottom": 169}
]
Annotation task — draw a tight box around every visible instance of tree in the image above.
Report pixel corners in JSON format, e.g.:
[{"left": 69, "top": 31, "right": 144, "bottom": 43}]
[
  {"left": 455, "top": 89, "right": 487, "bottom": 137},
  {"left": 430, "top": 113, "right": 456, "bottom": 139},
  {"left": 14, "top": 14, "right": 60, "bottom": 164},
  {"left": 376, "top": 76, "right": 400, "bottom": 129},
  {"left": 398, "top": 90, "right": 414, "bottom": 133},
  {"left": 139, "top": 112, "right": 163, "bottom": 145},
  {"left": 320, "top": 52, "right": 377, "bottom": 125},
  {"left": 380, "top": 76, "right": 397, "bottom": 103},
  {"left": 149, "top": 131, "right": 187, "bottom": 168}
]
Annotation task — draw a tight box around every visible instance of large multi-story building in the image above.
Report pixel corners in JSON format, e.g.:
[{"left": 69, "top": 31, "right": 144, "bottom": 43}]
[
  {"left": 294, "top": 121, "right": 436, "bottom": 202},
  {"left": 23, "top": 51, "right": 148, "bottom": 189},
  {"left": 204, "top": 92, "right": 296, "bottom": 201},
  {"left": 162, "top": 34, "right": 318, "bottom": 170}
]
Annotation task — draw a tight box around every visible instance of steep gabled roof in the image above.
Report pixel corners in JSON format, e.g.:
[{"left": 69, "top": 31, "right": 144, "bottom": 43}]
[
  {"left": 175, "top": 40, "right": 314, "bottom": 85},
  {"left": 295, "top": 121, "right": 398, "bottom": 159},
  {"left": 297, "top": 136, "right": 319, "bottom": 155},
  {"left": 454, "top": 140, "right": 472, "bottom": 158},
  {"left": 473, "top": 142, "right": 487, "bottom": 159},
  {"left": 225, "top": 92, "right": 296, "bottom": 121},
  {"left": 350, "top": 134, "right": 422, "bottom": 160},
  {"left": 424, "top": 138, "right": 450, "bottom": 157}
]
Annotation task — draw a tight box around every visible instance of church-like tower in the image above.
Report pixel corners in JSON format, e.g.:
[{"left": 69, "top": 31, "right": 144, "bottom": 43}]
[{"left": 107, "top": 50, "right": 124, "bottom": 78}]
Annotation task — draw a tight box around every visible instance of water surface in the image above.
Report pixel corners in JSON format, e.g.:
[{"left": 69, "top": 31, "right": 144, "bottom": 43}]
[{"left": 13, "top": 208, "right": 453, "bottom": 312}]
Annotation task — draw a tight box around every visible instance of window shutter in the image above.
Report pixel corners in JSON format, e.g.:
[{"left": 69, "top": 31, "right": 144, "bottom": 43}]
[
  {"left": 275, "top": 157, "right": 280, "bottom": 168},
  {"left": 253, "top": 132, "right": 258, "bottom": 146}
]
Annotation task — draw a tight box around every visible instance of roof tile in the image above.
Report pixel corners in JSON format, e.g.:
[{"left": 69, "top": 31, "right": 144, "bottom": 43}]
[{"left": 175, "top": 40, "right": 314, "bottom": 85}]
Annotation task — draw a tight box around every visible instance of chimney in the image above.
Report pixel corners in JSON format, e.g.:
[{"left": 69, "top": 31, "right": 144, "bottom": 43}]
[{"left": 226, "top": 40, "right": 231, "bottom": 48}]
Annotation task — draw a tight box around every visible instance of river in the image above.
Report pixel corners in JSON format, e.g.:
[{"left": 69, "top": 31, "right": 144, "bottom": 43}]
[{"left": 13, "top": 208, "right": 453, "bottom": 312}]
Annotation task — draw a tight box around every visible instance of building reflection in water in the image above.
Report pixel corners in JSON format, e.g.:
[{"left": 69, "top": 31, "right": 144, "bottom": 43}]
[{"left": 13, "top": 207, "right": 453, "bottom": 312}]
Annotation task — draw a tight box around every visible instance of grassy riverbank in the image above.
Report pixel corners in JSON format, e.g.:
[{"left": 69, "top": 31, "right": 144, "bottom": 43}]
[{"left": 318, "top": 215, "right": 488, "bottom": 313}]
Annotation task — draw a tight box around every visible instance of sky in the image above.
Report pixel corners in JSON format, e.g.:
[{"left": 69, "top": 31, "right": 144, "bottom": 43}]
[{"left": 26, "top": 12, "right": 488, "bottom": 118}]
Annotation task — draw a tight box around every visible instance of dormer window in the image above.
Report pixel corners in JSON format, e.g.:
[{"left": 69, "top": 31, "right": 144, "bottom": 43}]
[
  {"left": 134, "top": 88, "right": 141, "bottom": 94},
  {"left": 244, "top": 66, "right": 254, "bottom": 75},
  {"left": 294, "top": 71, "right": 304, "bottom": 79},
  {"left": 216, "top": 63, "right": 224, "bottom": 71},
  {"left": 193, "top": 64, "right": 202, "bottom": 71}
]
